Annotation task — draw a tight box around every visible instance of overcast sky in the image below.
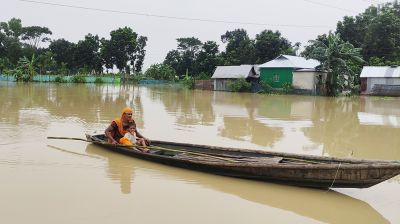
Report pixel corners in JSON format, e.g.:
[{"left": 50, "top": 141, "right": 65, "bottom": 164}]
[{"left": 2, "top": 0, "right": 392, "bottom": 69}]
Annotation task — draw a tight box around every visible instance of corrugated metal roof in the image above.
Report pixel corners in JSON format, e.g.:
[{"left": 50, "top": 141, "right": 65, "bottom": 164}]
[
  {"left": 258, "top": 55, "right": 320, "bottom": 69},
  {"left": 360, "top": 66, "right": 400, "bottom": 78},
  {"left": 211, "top": 65, "right": 259, "bottom": 79},
  {"left": 294, "top": 68, "right": 318, "bottom": 72}
]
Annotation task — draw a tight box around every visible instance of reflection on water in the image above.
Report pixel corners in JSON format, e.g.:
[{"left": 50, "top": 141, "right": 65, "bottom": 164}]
[
  {"left": 1, "top": 83, "right": 400, "bottom": 223},
  {"left": 85, "top": 144, "right": 389, "bottom": 224},
  {"left": 150, "top": 87, "right": 216, "bottom": 126},
  {"left": 0, "top": 83, "right": 145, "bottom": 129},
  {"left": 86, "top": 144, "right": 136, "bottom": 194},
  {"left": 302, "top": 97, "right": 400, "bottom": 159},
  {"left": 1, "top": 83, "right": 399, "bottom": 159}
]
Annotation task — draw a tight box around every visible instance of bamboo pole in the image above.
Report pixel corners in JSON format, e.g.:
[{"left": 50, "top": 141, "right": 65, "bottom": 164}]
[
  {"left": 133, "top": 144, "right": 237, "bottom": 162},
  {"left": 47, "top": 136, "right": 327, "bottom": 164},
  {"left": 47, "top": 136, "right": 237, "bottom": 162}
]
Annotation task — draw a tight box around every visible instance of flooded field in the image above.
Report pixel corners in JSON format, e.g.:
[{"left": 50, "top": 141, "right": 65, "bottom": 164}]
[{"left": 1, "top": 82, "right": 399, "bottom": 223}]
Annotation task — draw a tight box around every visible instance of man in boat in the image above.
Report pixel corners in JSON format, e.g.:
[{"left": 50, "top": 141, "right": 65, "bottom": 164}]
[{"left": 105, "top": 107, "right": 150, "bottom": 146}]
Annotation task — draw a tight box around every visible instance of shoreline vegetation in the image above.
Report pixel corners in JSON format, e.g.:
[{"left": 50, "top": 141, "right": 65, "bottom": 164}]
[{"left": 1, "top": 2, "right": 399, "bottom": 96}]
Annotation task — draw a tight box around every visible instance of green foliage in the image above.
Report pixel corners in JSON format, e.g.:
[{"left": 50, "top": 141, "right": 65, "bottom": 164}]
[
  {"left": 0, "top": 57, "right": 10, "bottom": 73},
  {"left": 54, "top": 76, "right": 67, "bottom": 83},
  {"left": 0, "top": 18, "right": 150, "bottom": 79},
  {"left": 0, "top": 18, "right": 23, "bottom": 38},
  {"left": 71, "top": 75, "right": 86, "bottom": 83},
  {"left": 255, "top": 30, "right": 296, "bottom": 63},
  {"left": 227, "top": 78, "right": 251, "bottom": 92},
  {"left": 282, "top": 82, "right": 293, "bottom": 93},
  {"left": 109, "top": 27, "right": 138, "bottom": 73},
  {"left": 36, "top": 51, "right": 55, "bottom": 74},
  {"left": 58, "top": 62, "right": 69, "bottom": 75},
  {"left": 305, "top": 32, "right": 364, "bottom": 96},
  {"left": 0, "top": 18, "right": 23, "bottom": 64},
  {"left": 196, "top": 41, "right": 222, "bottom": 77},
  {"left": 77, "top": 66, "right": 90, "bottom": 75},
  {"left": 127, "top": 72, "right": 152, "bottom": 83},
  {"left": 196, "top": 72, "right": 211, "bottom": 80},
  {"left": 11, "top": 55, "right": 37, "bottom": 81},
  {"left": 336, "top": 2, "right": 400, "bottom": 62},
  {"left": 368, "top": 56, "right": 400, "bottom": 66},
  {"left": 144, "top": 63, "right": 177, "bottom": 80},
  {"left": 164, "top": 29, "right": 298, "bottom": 79},
  {"left": 94, "top": 77, "right": 103, "bottom": 84},
  {"left": 181, "top": 73, "right": 194, "bottom": 89},
  {"left": 9, "top": 67, "right": 25, "bottom": 81},
  {"left": 74, "top": 34, "right": 102, "bottom": 74},
  {"left": 164, "top": 37, "right": 203, "bottom": 78},
  {"left": 49, "top": 39, "right": 75, "bottom": 72},
  {"left": 134, "top": 36, "right": 147, "bottom": 72},
  {"left": 221, "top": 29, "right": 256, "bottom": 65},
  {"left": 21, "top": 25, "right": 52, "bottom": 49},
  {"left": 259, "top": 80, "right": 273, "bottom": 93}
]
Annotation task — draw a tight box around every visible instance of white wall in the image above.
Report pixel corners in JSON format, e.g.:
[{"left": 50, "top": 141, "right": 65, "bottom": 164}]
[
  {"left": 214, "top": 79, "right": 230, "bottom": 91},
  {"left": 366, "top": 78, "right": 400, "bottom": 92},
  {"left": 292, "top": 72, "right": 316, "bottom": 90}
]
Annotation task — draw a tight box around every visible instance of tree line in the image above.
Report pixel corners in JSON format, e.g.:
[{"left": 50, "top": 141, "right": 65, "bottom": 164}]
[
  {"left": 160, "top": 1, "right": 399, "bottom": 95},
  {"left": 0, "top": 1, "right": 399, "bottom": 95},
  {"left": 0, "top": 18, "right": 147, "bottom": 77}
]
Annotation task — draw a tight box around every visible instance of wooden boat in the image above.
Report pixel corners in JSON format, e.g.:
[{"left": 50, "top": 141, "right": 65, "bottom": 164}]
[
  {"left": 82, "top": 144, "right": 389, "bottom": 223},
  {"left": 86, "top": 134, "right": 400, "bottom": 188}
]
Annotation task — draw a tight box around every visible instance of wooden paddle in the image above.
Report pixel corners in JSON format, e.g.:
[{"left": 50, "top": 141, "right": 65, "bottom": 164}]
[{"left": 47, "top": 136, "right": 237, "bottom": 163}]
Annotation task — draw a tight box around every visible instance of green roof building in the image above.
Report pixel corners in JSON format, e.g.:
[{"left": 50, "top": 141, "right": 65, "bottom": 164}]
[{"left": 258, "top": 55, "right": 325, "bottom": 94}]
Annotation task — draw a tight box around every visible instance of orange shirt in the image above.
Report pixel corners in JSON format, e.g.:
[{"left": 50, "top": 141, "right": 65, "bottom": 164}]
[{"left": 108, "top": 118, "right": 136, "bottom": 143}]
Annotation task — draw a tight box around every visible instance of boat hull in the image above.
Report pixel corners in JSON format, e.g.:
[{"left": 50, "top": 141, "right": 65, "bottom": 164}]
[{"left": 86, "top": 134, "right": 400, "bottom": 188}]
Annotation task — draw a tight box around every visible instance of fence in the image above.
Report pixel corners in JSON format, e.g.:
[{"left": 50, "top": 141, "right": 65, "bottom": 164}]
[
  {"left": 194, "top": 80, "right": 213, "bottom": 90},
  {"left": 0, "top": 74, "right": 120, "bottom": 83},
  {"left": 371, "top": 84, "right": 400, "bottom": 96},
  {"left": 0, "top": 75, "right": 16, "bottom": 81},
  {"left": 138, "top": 80, "right": 172, "bottom": 85}
]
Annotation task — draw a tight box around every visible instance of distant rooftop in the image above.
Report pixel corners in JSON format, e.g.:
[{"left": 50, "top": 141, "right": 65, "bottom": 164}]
[
  {"left": 360, "top": 66, "right": 400, "bottom": 78},
  {"left": 211, "top": 65, "right": 259, "bottom": 79},
  {"left": 258, "top": 55, "right": 320, "bottom": 69}
]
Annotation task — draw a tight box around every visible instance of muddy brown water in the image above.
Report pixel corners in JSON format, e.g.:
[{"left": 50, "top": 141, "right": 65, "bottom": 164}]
[{"left": 1, "top": 82, "right": 399, "bottom": 223}]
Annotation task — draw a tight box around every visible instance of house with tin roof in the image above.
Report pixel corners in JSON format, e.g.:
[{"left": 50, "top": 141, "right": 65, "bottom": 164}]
[
  {"left": 360, "top": 66, "right": 400, "bottom": 96},
  {"left": 211, "top": 64, "right": 260, "bottom": 91},
  {"left": 258, "top": 55, "right": 325, "bottom": 94}
]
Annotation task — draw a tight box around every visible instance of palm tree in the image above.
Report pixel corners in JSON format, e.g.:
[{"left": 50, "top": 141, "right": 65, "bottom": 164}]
[{"left": 307, "top": 32, "right": 364, "bottom": 96}]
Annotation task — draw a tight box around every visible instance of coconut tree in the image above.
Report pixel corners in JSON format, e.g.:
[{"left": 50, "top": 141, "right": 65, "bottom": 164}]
[{"left": 306, "top": 32, "right": 364, "bottom": 96}]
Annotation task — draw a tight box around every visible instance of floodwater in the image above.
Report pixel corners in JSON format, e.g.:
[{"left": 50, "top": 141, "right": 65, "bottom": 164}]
[{"left": 0, "top": 82, "right": 399, "bottom": 224}]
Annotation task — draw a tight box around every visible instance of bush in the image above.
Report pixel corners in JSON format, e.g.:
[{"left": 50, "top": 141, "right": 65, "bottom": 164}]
[
  {"left": 128, "top": 72, "right": 153, "bottom": 83},
  {"left": 228, "top": 78, "right": 251, "bottom": 92},
  {"left": 55, "top": 76, "right": 67, "bottom": 83},
  {"left": 282, "top": 82, "right": 293, "bottom": 93},
  {"left": 259, "top": 80, "right": 273, "bottom": 93},
  {"left": 144, "top": 64, "right": 177, "bottom": 81},
  {"left": 196, "top": 72, "right": 211, "bottom": 80},
  {"left": 71, "top": 75, "right": 86, "bottom": 83},
  {"left": 94, "top": 77, "right": 103, "bottom": 84},
  {"left": 181, "top": 73, "right": 194, "bottom": 89},
  {"left": 77, "top": 66, "right": 89, "bottom": 75}
]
